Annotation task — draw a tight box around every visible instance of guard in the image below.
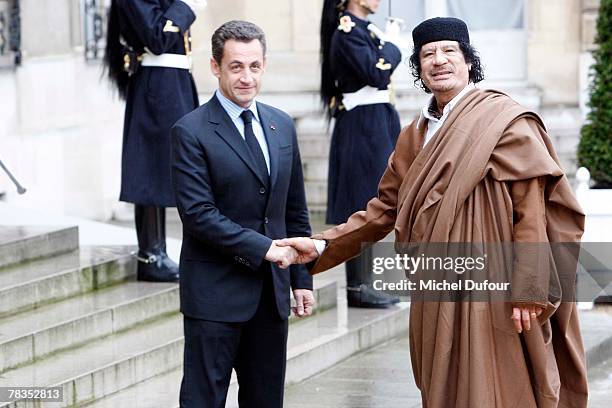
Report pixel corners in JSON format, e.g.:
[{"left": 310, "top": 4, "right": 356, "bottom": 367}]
[
  {"left": 320, "top": 0, "right": 402, "bottom": 307},
  {"left": 104, "top": 0, "right": 204, "bottom": 282}
]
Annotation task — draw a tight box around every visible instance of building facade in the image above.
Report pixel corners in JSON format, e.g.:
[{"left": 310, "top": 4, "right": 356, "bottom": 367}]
[{"left": 0, "top": 0, "right": 601, "bottom": 220}]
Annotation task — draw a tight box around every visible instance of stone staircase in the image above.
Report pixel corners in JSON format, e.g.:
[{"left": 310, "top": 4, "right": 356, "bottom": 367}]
[
  {"left": 295, "top": 115, "right": 331, "bottom": 215},
  {"left": 0, "top": 225, "right": 409, "bottom": 407}
]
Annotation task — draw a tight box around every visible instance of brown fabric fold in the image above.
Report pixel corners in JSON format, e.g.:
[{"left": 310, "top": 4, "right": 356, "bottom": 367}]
[{"left": 311, "top": 88, "right": 588, "bottom": 407}]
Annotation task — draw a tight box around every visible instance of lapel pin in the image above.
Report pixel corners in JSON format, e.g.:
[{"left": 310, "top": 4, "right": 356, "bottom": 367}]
[{"left": 270, "top": 125, "right": 276, "bottom": 130}]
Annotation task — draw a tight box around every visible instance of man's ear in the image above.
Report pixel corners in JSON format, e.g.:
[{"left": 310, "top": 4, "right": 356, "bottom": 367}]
[{"left": 210, "top": 57, "right": 221, "bottom": 78}]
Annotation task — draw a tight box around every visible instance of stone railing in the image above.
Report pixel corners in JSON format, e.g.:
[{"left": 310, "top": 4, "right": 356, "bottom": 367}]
[{"left": 576, "top": 166, "right": 612, "bottom": 242}]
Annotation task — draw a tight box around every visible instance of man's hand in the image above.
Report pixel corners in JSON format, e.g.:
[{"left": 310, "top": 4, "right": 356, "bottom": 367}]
[
  {"left": 265, "top": 241, "right": 298, "bottom": 269},
  {"left": 511, "top": 305, "right": 543, "bottom": 333},
  {"left": 292, "top": 289, "right": 315, "bottom": 318},
  {"left": 275, "top": 237, "right": 320, "bottom": 264}
]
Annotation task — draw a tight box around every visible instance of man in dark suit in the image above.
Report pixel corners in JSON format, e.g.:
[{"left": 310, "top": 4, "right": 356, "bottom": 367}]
[{"left": 171, "top": 20, "right": 315, "bottom": 408}]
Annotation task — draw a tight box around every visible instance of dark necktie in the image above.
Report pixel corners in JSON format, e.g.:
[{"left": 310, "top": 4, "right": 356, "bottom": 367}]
[{"left": 240, "top": 110, "right": 269, "bottom": 184}]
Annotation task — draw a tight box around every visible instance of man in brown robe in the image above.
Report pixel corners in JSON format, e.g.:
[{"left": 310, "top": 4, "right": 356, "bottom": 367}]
[{"left": 279, "top": 17, "right": 588, "bottom": 408}]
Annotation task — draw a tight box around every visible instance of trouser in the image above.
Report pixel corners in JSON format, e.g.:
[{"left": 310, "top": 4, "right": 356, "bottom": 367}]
[
  {"left": 346, "top": 246, "right": 374, "bottom": 287},
  {"left": 179, "top": 270, "right": 288, "bottom": 408},
  {"left": 134, "top": 205, "right": 168, "bottom": 255}
]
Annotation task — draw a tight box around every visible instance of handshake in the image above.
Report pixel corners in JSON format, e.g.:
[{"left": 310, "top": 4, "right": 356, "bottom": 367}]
[{"left": 264, "top": 238, "right": 321, "bottom": 269}]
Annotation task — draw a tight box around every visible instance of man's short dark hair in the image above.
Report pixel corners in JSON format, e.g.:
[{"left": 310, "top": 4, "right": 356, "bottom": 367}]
[
  {"left": 408, "top": 41, "right": 485, "bottom": 93},
  {"left": 211, "top": 20, "right": 267, "bottom": 64}
]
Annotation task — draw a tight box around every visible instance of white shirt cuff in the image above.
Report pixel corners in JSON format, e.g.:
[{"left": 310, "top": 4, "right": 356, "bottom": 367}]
[{"left": 313, "top": 239, "right": 326, "bottom": 256}]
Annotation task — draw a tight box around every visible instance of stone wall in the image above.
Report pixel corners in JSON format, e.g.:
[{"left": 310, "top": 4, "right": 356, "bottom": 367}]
[
  {"left": 0, "top": 0, "right": 597, "bottom": 220},
  {"left": 527, "top": 0, "right": 582, "bottom": 106}
]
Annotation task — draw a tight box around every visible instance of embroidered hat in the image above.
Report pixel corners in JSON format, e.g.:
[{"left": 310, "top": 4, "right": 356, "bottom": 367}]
[{"left": 412, "top": 17, "right": 470, "bottom": 49}]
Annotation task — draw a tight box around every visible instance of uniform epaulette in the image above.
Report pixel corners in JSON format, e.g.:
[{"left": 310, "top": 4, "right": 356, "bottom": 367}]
[
  {"left": 337, "top": 15, "right": 356, "bottom": 33},
  {"left": 163, "top": 20, "right": 180, "bottom": 33},
  {"left": 375, "top": 58, "right": 392, "bottom": 71}
]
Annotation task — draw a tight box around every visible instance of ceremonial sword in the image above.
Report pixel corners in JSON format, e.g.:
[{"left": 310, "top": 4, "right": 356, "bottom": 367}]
[{"left": 0, "top": 158, "right": 26, "bottom": 194}]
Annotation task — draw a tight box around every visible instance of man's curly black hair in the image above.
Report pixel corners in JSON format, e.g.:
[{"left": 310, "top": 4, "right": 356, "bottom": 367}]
[{"left": 408, "top": 41, "right": 485, "bottom": 93}]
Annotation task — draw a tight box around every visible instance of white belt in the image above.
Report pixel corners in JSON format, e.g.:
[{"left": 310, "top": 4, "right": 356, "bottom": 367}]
[
  {"left": 141, "top": 53, "right": 191, "bottom": 70},
  {"left": 342, "top": 86, "right": 390, "bottom": 111}
]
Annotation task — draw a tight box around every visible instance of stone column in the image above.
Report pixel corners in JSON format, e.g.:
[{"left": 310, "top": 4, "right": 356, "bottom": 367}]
[
  {"left": 526, "top": 0, "right": 582, "bottom": 106},
  {"left": 579, "top": 0, "right": 600, "bottom": 115}
]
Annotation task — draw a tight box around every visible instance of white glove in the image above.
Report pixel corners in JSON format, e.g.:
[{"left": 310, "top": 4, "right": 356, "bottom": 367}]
[
  {"left": 180, "top": 0, "right": 207, "bottom": 12},
  {"left": 374, "top": 18, "right": 410, "bottom": 50},
  {"left": 367, "top": 23, "right": 388, "bottom": 43},
  {"left": 385, "top": 19, "right": 402, "bottom": 41}
]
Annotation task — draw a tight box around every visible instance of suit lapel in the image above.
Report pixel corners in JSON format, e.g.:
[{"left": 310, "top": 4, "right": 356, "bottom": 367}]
[
  {"left": 257, "top": 104, "right": 280, "bottom": 190},
  {"left": 208, "top": 96, "right": 267, "bottom": 186}
]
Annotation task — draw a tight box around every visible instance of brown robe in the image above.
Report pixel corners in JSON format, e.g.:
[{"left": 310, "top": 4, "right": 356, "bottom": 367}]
[{"left": 311, "top": 88, "right": 588, "bottom": 407}]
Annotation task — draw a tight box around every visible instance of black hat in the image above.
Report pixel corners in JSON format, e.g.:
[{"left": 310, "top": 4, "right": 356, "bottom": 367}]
[{"left": 412, "top": 17, "right": 470, "bottom": 49}]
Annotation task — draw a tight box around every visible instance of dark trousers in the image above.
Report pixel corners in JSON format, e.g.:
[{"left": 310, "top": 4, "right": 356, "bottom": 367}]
[
  {"left": 179, "top": 271, "right": 288, "bottom": 408},
  {"left": 345, "top": 246, "right": 374, "bottom": 287}
]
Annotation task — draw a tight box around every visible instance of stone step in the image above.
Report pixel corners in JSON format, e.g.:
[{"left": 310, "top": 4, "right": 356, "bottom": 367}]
[
  {"left": 0, "top": 314, "right": 184, "bottom": 408},
  {"left": 0, "top": 226, "right": 78, "bottom": 268},
  {"left": 306, "top": 204, "right": 328, "bottom": 219},
  {"left": 0, "top": 246, "right": 136, "bottom": 318},
  {"left": 305, "top": 278, "right": 338, "bottom": 317},
  {"left": 0, "top": 278, "right": 340, "bottom": 408},
  {"left": 578, "top": 307, "right": 612, "bottom": 372},
  {"left": 549, "top": 130, "right": 580, "bottom": 155},
  {"left": 585, "top": 352, "right": 612, "bottom": 407},
  {"left": 84, "top": 305, "right": 612, "bottom": 408},
  {"left": 297, "top": 135, "right": 330, "bottom": 159},
  {"left": 0, "top": 275, "right": 336, "bottom": 375},
  {"left": 305, "top": 180, "right": 327, "bottom": 207},
  {"left": 80, "top": 303, "right": 410, "bottom": 408},
  {"left": 0, "top": 281, "right": 178, "bottom": 373},
  {"left": 294, "top": 114, "right": 330, "bottom": 135},
  {"left": 302, "top": 158, "right": 329, "bottom": 182},
  {"left": 81, "top": 368, "right": 184, "bottom": 408}
]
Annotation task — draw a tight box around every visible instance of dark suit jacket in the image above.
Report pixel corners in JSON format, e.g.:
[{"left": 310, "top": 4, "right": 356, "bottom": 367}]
[{"left": 171, "top": 94, "right": 313, "bottom": 322}]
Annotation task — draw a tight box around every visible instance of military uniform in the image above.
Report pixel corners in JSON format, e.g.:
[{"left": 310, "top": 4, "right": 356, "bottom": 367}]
[
  {"left": 323, "top": 9, "right": 402, "bottom": 307},
  {"left": 326, "top": 11, "right": 402, "bottom": 225},
  {"left": 109, "top": 0, "right": 199, "bottom": 282},
  {"left": 116, "top": 0, "right": 199, "bottom": 206}
]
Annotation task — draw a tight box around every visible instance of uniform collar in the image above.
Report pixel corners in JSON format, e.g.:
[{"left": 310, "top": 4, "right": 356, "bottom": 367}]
[
  {"left": 215, "top": 89, "right": 260, "bottom": 123},
  {"left": 417, "top": 82, "right": 475, "bottom": 129},
  {"left": 342, "top": 11, "right": 370, "bottom": 29}
]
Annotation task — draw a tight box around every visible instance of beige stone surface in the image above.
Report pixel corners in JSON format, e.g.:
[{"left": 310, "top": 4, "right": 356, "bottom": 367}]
[
  {"left": 291, "top": 0, "right": 323, "bottom": 52},
  {"left": 582, "top": 0, "right": 601, "bottom": 10},
  {"left": 0, "top": 1, "right": 599, "bottom": 220},
  {"left": 527, "top": 0, "right": 582, "bottom": 105},
  {"left": 20, "top": 0, "right": 73, "bottom": 57},
  {"left": 190, "top": 0, "right": 322, "bottom": 94},
  {"left": 582, "top": 12, "right": 599, "bottom": 51}
]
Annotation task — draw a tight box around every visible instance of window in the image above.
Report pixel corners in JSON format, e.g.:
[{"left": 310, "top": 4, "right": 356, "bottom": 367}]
[
  {"left": 370, "top": 0, "right": 527, "bottom": 82},
  {"left": 83, "top": 0, "right": 110, "bottom": 61},
  {"left": 447, "top": 0, "right": 524, "bottom": 30},
  {"left": 0, "top": 0, "right": 20, "bottom": 67}
]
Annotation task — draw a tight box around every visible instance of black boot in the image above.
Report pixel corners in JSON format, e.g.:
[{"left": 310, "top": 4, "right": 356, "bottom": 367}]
[
  {"left": 345, "top": 247, "right": 400, "bottom": 308},
  {"left": 135, "top": 205, "right": 179, "bottom": 282}
]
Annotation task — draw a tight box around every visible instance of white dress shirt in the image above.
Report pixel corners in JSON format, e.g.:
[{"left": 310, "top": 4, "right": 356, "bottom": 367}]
[
  {"left": 417, "top": 82, "right": 475, "bottom": 146},
  {"left": 215, "top": 89, "right": 271, "bottom": 174}
]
